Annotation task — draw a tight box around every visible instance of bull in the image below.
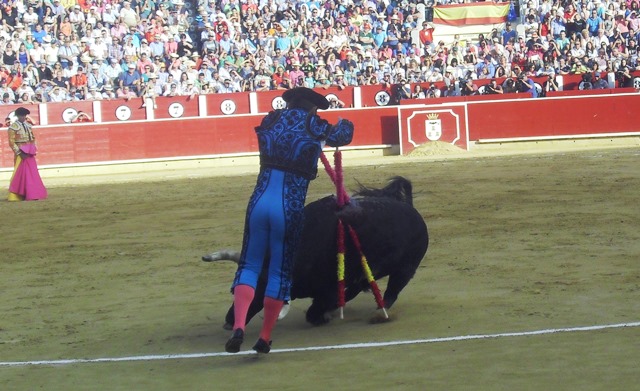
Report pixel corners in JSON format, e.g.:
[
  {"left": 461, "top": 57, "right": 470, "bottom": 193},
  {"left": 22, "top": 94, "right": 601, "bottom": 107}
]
[{"left": 203, "top": 176, "right": 429, "bottom": 327}]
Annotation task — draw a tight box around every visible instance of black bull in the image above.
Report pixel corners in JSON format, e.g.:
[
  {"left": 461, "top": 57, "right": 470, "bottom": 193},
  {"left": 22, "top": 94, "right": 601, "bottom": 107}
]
[{"left": 203, "top": 176, "right": 429, "bottom": 326}]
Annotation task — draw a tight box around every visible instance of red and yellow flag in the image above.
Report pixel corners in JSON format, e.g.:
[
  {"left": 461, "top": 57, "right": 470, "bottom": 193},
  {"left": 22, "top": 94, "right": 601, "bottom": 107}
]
[{"left": 434, "top": 3, "right": 510, "bottom": 26}]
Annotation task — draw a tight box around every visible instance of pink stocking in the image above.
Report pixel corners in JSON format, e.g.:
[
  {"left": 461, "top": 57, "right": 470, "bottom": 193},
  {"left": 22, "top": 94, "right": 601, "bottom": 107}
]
[
  {"left": 260, "top": 297, "right": 284, "bottom": 342},
  {"left": 232, "top": 284, "right": 255, "bottom": 331}
]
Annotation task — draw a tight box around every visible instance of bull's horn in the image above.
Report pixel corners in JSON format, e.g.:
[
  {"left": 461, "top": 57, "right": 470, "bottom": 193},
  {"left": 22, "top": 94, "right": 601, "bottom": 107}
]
[
  {"left": 202, "top": 250, "right": 241, "bottom": 263},
  {"left": 278, "top": 303, "right": 291, "bottom": 320}
]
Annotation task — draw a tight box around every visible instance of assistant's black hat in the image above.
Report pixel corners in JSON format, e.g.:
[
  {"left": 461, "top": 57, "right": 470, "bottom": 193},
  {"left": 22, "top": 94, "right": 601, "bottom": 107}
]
[
  {"left": 15, "top": 107, "right": 30, "bottom": 116},
  {"left": 282, "top": 87, "right": 330, "bottom": 110}
]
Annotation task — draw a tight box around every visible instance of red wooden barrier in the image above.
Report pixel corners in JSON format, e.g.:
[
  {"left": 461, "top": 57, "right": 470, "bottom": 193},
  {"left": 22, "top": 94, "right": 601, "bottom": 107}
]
[
  {"left": 1, "top": 79, "right": 638, "bottom": 169},
  {"left": 396, "top": 91, "right": 638, "bottom": 154}
]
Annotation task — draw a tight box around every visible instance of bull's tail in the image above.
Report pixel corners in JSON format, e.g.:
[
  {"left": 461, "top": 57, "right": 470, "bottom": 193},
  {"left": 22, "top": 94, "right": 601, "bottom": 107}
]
[
  {"left": 352, "top": 176, "right": 413, "bottom": 206},
  {"left": 202, "top": 250, "right": 241, "bottom": 264}
]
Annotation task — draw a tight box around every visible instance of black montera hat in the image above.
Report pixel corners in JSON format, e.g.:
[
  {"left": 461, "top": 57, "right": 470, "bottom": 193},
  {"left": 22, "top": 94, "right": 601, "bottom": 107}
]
[
  {"left": 282, "top": 87, "right": 330, "bottom": 110},
  {"left": 15, "top": 107, "right": 30, "bottom": 116}
]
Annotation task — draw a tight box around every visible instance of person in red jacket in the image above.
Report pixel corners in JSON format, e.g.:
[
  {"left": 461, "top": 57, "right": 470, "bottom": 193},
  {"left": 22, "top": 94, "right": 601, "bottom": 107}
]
[
  {"left": 70, "top": 66, "right": 88, "bottom": 89},
  {"left": 419, "top": 22, "right": 435, "bottom": 53}
]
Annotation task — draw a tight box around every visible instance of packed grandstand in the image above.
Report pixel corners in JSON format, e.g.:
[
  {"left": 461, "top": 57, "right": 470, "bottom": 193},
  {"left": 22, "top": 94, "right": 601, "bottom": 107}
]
[{"left": 0, "top": 0, "right": 637, "bottom": 103}]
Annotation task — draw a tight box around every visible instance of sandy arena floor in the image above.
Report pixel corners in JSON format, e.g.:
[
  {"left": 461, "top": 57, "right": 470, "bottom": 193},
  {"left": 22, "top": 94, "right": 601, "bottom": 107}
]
[{"left": 1, "top": 138, "right": 639, "bottom": 390}]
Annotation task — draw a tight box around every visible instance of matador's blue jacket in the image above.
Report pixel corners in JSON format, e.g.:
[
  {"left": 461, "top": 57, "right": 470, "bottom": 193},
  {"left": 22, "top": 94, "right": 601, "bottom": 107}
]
[
  {"left": 257, "top": 108, "right": 354, "bottom": 179},
  {"left": 232, "top": 108, "right": 354, "bottom": 301}
]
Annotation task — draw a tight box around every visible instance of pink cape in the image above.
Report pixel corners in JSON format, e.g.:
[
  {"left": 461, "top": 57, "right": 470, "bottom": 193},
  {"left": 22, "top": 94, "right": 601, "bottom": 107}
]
[{"left": 9, "top": 144, "right": 48, "bottom": 201}]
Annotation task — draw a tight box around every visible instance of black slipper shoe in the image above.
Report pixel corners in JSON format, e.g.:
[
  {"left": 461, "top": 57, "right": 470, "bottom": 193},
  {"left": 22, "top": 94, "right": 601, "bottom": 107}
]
[
  {"left": 225, "top": 329, "right": 244, "bottom": 353},
  {"left": 252, "top": 338, "right": 272, "bottom": 354}
]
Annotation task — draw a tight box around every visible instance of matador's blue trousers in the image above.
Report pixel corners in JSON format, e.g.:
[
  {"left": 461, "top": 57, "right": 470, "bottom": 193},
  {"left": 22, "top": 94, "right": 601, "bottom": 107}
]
[{"left": 232, "top": 168, "right": 308, "bottom": 301}]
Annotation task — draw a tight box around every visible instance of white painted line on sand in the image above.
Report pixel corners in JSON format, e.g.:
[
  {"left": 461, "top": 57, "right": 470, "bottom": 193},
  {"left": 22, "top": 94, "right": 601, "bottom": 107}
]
[{"left": 2, "top": 321, "right": 638, "bottom": 367}]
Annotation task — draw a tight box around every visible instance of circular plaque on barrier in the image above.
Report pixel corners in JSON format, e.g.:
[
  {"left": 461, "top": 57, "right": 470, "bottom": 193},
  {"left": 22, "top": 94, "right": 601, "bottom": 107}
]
[
  {"left": 634, "top": 77, "right": 640, "bottom": 89},
  {"left": 168, "top": 102, "right": 184, "bottom": 118},
  {"left": 115, "top": 105, "right": 132, "bottom": 121},
  {"left": 221, "top": 99, "right": 236, "bottom": 115},
  {"left": 375, "top": 90, "right": 391, "bottom": 106},
  {"left": 62, "top": 108, "right": 78, "bottom": 123},
  {"left": 272, "top": 96, "right": 286, "bottom": 110}
]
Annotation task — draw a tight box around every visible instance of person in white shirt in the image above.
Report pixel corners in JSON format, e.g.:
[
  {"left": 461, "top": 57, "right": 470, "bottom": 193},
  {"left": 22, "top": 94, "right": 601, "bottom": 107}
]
[
  {"left": 22, "top": 64, "right": 39, "bottom": 87},
  {"left": 86, "top": 6, "right": 102, "bottom": 28},
  {"left": 426, "top": 68, "right": 444, "bottom": 82},
  {"left": 50, "top": 0, "right": 66, "bottom": 22},
  {"left": 12, "top": 24, "right": 28, "bottom": 41},
  {"left": 152, "top": 75, "right": 163, "bottom": 95},
  {"left": 102, "top": 4, "right": 118, "bottom": 28},
  {"left": 89, "top": 36, "right": 108, "bottom": 60},
  {"left": 163, "top": 81, "right": 180, "bottom": 96},
  {"left": 104, "top": 58, "right": 123, "bottom": 85},
  {"left": 15, "top": 83, "right": 35, "bottom": 100},
  {"left": 149, "top": 37, "right": 165, "bottom": 58},
  {"left": 94, "top": 58, "right": 109, "bottom": 75},
  {"left": 217, "top": 62, "right": 234, "bottom": 83},
  {"left": 182, "top": 79, "right": 199, "bottom": 97},
  {"left": 67, "top": 86, "right": 83, "bottom": 101},
  {"left": 34, "top": 80, "right": 54, "bottom": 101},
  {"left": 102, "top": 84, "right": 117, "bottom": 99},
  {"left": 119, "top": 1, "right": 139, "bottom": 28},
  {"left": 22, "top": 7, "right": 39, "bottom": 29},
  {"left": 0, "top": 92, "right": 14, "bottom": 104},
  {"left": 156, "top": 62, "right": 169, "bottom": 84},
  {"left": 29, "top": 41, "right": 45, "bottom": 64},
  {"left": 62, "top": 62, "right": 80, "bottom": 78},
  {"left": 139, "top": 74, "right": 159, "bottom": 108},
  {"left": 86, "top": 86, "right": 103, "bottom": 100},
  {"left": 57, "top": 38, "right": 80, "bottom": 70},
  {"left": 91, "top": 25, "right": 103, "bottom": 41},
  {"left": 184, "top": 59, "right": 199, "bottom": 82},
  {"left": 168, "top": 56, "right": 183, "bottom": 80},
  {"left": 218, "top": 78, "right": 237, "bottom": 93},
  {"left": 87, "top": 64, "right": 106, "bottom": 90},
  {"left": 198, "top": 62, "right": 213, "bottom": 83},
  {"left": 69, "top": 5, "right": 86, "bottom": 31},
  {"left": 0, "top": 80, "right": 16, "bottom": 101},
  {"left": 139, "top": 40, "right": 152, "bottom": 57},
  {"left": 43, "top": 39, "right": 59, "bottom": 66},
  {"left": 208, "top": 70, "right": 224, "bottom": 93},
  {"left": 591, "top": 29, "right": 609, "bottom": 47},
  {"left": 491, "top": 37, "right": 507, "bottom": 58},
  {"left": 48, "top": 86, "right": 69, "bottom": 102}
]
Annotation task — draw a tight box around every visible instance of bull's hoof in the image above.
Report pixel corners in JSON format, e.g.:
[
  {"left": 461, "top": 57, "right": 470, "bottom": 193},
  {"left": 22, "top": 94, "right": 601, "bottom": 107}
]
[
  {"left": 223, "top": 322, "right": 233, "bottom": 330},
  {"left": 306, "top": 306, "right": 331, "bottom": 326},
  {"left": 369, "top": 308, "right": 393, "bottom": 324}
]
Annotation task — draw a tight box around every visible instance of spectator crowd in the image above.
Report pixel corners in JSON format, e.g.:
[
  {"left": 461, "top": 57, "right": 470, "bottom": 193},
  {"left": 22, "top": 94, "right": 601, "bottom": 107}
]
[{"left": 0, "top": 0, "right": 638, "bottom": 105}]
